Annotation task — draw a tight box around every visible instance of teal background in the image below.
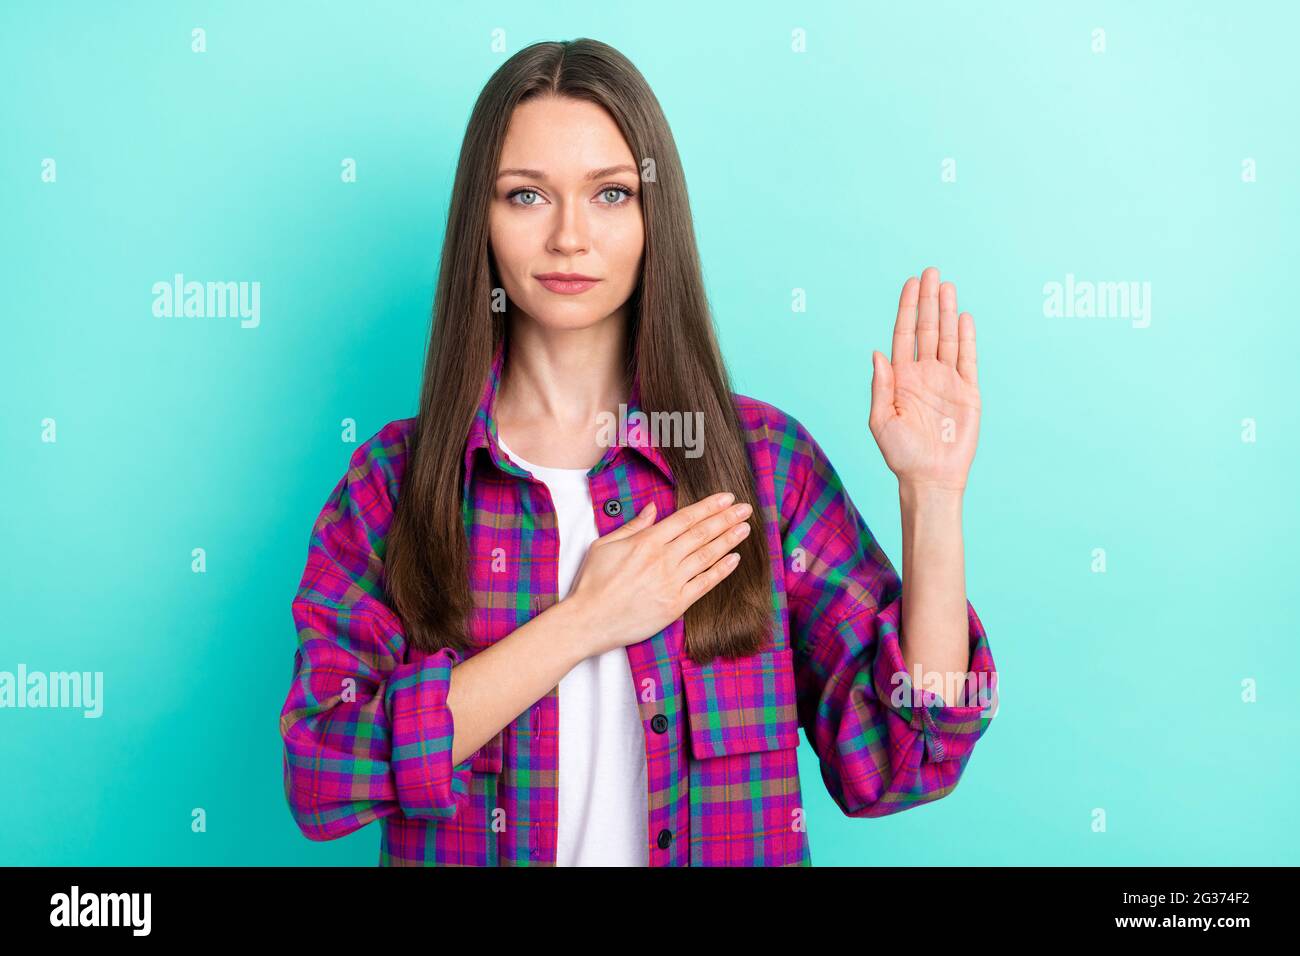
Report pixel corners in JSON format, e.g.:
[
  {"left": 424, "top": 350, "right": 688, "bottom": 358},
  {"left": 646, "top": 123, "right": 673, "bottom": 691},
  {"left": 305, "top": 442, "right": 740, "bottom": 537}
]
[{"left": 2, "top": 0, "right": 1297, "bottom": 865}]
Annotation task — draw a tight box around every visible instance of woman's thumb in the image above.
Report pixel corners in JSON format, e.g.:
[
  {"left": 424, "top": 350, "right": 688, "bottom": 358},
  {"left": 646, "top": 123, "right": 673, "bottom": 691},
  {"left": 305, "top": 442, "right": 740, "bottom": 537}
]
[{"left": 869, "top": 350, "right": 893, "bottom": 428}]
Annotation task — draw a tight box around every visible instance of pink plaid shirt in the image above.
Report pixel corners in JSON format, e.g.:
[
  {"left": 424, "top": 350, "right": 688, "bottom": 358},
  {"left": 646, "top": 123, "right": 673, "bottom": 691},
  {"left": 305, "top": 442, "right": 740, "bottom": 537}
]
[{"left": 280, "top": 338, "right": 998, "bottom": 865}]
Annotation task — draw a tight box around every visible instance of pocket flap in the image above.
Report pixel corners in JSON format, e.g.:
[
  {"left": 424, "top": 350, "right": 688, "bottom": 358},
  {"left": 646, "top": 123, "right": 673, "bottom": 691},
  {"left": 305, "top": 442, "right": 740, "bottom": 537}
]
[
  {"left": 469, "top": 729, "right": 504, "bottom": 773},
  {"left": 680, "top": 646, "right": 800, "bottom": 758}
]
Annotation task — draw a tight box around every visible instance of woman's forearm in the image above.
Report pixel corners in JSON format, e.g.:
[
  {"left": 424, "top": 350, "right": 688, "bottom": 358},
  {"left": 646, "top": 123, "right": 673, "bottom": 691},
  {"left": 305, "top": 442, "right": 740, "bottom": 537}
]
[
  {"left": 897, "top": 481, "right": 972, "bottom": 706},
  {"left": 444, "top": 598, "right": 591, "bottom": 766}
]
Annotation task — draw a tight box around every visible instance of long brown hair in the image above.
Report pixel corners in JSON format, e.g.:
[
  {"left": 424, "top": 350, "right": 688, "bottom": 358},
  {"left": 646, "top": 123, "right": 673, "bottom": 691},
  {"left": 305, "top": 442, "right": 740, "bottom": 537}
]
[{"left": 386, "top": 38, "right": 771, "bottom": 665}]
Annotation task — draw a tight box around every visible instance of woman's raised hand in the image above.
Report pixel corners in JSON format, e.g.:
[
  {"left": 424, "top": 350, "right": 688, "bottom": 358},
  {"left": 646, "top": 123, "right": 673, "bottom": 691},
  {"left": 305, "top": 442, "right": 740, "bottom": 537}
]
[{"left": 869, "top": 266, "right": 982, "bottom": 494}]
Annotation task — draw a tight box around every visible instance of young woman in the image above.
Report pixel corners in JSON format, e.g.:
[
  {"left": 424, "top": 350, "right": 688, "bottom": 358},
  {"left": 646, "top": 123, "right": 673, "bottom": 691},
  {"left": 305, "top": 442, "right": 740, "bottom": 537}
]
[{"left": 280, "top": 38, "right": 998, "bottom": 867}]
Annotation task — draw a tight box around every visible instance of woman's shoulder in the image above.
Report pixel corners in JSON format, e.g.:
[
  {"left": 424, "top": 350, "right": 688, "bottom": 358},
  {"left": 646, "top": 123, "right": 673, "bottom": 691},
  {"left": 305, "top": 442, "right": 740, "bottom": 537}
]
[
  {"left": 362, "top": 415, "right": 418, "bottom": 459},
  {"left": 352, "top": 414, "right": 417, "bottom": 468},
  {"left": 729, "top": 392, "right": 828, "bottom": 519},
  {"left": 730, "top": 391, "right": 813, "bottom": 452},
  {"left": 298, "top": 417, "right": 419, "bottom": 591},
  {"left": 330, "top": 416, "right": 419, "bottom": 512}
]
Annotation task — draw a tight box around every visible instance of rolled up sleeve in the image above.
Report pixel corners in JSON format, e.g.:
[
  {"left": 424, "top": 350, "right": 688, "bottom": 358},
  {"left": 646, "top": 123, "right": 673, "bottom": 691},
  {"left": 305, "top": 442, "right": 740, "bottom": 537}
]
[
  {"left": 774, "top": 410, "right": 998, "bottom": 818},
  {"left": 280, "top": 440, "right": 475, "bottom": 841}
]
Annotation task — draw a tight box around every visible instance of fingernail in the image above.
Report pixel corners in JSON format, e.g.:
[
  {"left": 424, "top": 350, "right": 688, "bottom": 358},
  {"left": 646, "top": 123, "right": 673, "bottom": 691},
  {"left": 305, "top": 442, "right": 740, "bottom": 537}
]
[{"left": 720, "top": 492, "right": 735, "bottom": 506}]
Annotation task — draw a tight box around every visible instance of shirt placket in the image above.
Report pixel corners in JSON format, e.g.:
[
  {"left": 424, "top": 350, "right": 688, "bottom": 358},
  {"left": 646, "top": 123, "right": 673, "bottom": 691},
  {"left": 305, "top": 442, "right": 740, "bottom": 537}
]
[{"left": 586, "top": 459, "right": 687, "bottom": 866}]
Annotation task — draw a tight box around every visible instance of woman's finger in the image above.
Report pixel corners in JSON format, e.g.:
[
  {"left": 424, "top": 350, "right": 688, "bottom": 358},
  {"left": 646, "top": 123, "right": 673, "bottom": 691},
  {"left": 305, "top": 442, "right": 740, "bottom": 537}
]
[
  {"left": 938, "top": 281, "right": 959, "bottom": 367},
  {"left": 916, "top": 266, "right": 941, "bottom": 361},
  {"left": 956, "top": 312, "right": 978, "bottom": 386},
  {"left": 892, "top": 275, "right": 919, "bottom": 365}
]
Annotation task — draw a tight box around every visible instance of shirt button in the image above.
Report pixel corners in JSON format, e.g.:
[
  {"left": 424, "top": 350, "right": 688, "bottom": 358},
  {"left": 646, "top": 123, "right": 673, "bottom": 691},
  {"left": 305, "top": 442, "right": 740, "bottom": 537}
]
[
  {"left": 650, "top": 713, "right": 668, "bottom": 734},
  {"left": 603, "top": 498, "right": 622, "bottom": 517},
  {"left": 656, "top": 828, "right": 673, "bottom": 850}
]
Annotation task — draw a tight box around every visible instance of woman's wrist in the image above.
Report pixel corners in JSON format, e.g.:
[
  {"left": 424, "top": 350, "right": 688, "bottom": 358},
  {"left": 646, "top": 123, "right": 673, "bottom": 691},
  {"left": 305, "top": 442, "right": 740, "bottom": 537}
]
[
  {"left": 898, "top": 479, "right": 965, "bottom": 514},
  {"left": 545, "top": 594, "right": 606, "bottom": 666}
]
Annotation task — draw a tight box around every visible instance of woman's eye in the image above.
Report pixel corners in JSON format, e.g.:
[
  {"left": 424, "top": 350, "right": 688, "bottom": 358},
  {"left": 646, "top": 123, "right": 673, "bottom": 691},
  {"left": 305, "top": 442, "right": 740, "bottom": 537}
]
[
  {"left": 509, "top": 188, "right": 542, "bottom": 206},
  {"left": 599, "top": 186, "right": 633, "bottom": 205}
]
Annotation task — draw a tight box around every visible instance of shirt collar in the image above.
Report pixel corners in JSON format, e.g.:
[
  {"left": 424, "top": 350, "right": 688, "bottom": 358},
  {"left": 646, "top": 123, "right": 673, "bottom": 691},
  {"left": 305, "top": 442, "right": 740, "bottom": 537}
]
[{"left": 462, "top": 337, "right": 676, "bottom": 500}]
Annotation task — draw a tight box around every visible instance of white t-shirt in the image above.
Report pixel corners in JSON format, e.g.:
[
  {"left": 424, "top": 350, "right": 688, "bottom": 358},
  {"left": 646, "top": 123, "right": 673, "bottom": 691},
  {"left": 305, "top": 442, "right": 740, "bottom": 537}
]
[{"left": 497, "top": 434, "right": 649, "bottom": 867}]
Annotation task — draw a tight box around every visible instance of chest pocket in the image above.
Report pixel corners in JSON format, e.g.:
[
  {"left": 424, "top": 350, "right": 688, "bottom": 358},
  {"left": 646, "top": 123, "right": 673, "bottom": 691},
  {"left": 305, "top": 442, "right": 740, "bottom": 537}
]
[{"left": 680, "top": 646, "right": 800, "bottom": 758}]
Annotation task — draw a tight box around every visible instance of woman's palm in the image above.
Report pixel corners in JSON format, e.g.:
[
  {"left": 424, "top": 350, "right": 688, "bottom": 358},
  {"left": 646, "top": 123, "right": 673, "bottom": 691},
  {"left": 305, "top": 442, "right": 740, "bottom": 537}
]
[{"left": 869, "top": 269, "right": 981, "bottom": 492}]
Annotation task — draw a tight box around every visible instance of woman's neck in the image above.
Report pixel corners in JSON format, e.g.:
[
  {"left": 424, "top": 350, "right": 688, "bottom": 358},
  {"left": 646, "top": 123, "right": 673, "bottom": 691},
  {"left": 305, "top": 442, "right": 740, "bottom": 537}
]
[{"left": 494, "top": 312, "right": 632, "bottom": 470}]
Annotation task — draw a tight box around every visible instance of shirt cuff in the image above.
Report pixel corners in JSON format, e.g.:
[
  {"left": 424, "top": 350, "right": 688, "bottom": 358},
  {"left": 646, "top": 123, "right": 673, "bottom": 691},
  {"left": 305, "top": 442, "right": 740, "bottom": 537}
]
[
  {"left": 384, "top": 645, "right": 473, "bottom": 819},
  {"left": 870, "top": 598, "right": 997, "bottom": 764}
]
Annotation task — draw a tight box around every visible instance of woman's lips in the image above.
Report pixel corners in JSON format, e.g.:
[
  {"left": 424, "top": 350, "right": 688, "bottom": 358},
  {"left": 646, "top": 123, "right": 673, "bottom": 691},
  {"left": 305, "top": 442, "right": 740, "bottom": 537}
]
[{"left": 536, "top": 276, "right": 600, "bottom": 295}]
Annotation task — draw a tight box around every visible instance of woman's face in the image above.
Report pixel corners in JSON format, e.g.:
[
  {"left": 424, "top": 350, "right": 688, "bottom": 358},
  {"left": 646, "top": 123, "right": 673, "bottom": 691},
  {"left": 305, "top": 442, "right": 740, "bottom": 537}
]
[{"left": 489, "top": 95, "right": 645, "bottom": 331}]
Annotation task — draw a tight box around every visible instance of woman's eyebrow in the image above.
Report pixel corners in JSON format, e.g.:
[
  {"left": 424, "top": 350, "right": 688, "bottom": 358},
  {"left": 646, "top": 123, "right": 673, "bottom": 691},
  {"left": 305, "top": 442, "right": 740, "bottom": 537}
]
[{"left": 496, "top": 163, "right": 638, "bottom": 181}]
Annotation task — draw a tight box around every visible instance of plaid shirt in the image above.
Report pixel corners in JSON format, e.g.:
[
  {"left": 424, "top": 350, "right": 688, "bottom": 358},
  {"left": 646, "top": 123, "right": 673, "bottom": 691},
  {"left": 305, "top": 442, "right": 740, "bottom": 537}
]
[{"left": 280, "top": 338, "right": 998, "bottom": 865}]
